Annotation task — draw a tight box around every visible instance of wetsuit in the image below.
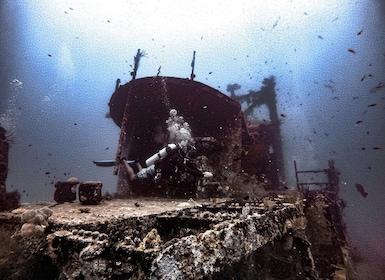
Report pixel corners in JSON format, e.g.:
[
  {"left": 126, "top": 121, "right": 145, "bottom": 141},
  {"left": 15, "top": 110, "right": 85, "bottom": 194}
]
[
  {"left": 135, "top": 146, "right": 203, "bottom": 182},
  {"left": 157, "top": 148, "right": 204, "bottom": 179}
]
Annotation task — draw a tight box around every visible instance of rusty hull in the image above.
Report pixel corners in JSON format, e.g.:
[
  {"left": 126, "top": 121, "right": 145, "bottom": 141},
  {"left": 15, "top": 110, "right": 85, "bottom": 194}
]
[{"left": 109, "top": 76, "right": 249, "bottom": 196}]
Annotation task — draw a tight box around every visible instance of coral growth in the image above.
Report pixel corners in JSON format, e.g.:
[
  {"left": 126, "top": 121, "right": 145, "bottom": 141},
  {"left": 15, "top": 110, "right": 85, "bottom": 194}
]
[
  {"left": 138, "top": 228, "right": 163, "bottom": 250},
  {"left": 20, "top": 207, "right": 53, "bottom": 238}
]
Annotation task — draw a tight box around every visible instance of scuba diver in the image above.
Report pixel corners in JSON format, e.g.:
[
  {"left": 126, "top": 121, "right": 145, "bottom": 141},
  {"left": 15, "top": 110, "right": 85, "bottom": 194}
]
[
  {"left": 122, "top": 142, "right": 213, "bottom": 183},
  {"left": 123, "top": 108, "right": 213, "bottom": 186}
]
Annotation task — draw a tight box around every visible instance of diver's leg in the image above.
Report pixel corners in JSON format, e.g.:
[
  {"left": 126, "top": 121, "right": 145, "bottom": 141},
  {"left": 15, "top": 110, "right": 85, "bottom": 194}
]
[{"left": 122, "top": 159, "right": 137, "bottom": 181}]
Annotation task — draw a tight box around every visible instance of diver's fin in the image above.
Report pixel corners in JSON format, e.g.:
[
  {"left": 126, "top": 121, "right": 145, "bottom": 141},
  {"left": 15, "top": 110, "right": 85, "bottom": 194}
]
[{"left": 93, "top": 159, "right": 135, "bottom": 167}]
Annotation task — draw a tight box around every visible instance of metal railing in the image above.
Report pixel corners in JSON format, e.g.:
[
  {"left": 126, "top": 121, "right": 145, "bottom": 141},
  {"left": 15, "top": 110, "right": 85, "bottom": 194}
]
[{"left": 294, "top": 160, "right": 330, "bottom": 190}]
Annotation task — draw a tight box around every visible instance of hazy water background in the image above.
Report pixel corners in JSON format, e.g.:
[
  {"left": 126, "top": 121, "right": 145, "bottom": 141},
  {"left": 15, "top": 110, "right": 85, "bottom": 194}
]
[{"left": 1, "top": 0, "right": 385, "bottom": 277}]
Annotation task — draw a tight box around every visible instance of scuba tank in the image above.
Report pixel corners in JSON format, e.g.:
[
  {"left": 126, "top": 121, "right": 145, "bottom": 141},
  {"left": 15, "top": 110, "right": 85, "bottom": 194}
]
[{"left": 145, "top": 144, "right": 177, "bottom": 167}]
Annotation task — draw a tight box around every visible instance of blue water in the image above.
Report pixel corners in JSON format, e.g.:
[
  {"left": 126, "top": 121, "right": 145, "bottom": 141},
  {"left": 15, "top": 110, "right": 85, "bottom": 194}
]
[{"left": 1, "top": 0, "right": 385, "bottom": 277}]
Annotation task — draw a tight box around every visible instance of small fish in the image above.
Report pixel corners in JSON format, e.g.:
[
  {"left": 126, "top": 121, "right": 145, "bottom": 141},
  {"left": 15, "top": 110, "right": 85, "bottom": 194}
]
[
  {"left": 48, "top": 54, "right": 52, "bottom": 57},
  {"left": 280, "top": 113, "right": 286, "bottom": 118},
  {"left": 45, "top": 172, "right": 50, "bottom": 175},
  {"left": 361, "top": 75, "right": 366, "bottom": 81},
  {"left": 368, "top": 103, "right": 377, "bottom": 107},
  {"left": 361, "top": 147, "right": 366, "bottom": 150},
  {"left": 348, "top": 49, "right": 356, "bottom": 54},
  {"left": 373, "top": 147, "right": 382, "bottom": 150},
  {"left": 272, "top": 17, "right": 280, "bottom": 28},
  {"left": 375, "top": 82, "right": 384, "bottom": 89},
  {"left": 357, "top": 29, "right": 363, "bottom": 35},
  {"left": 355, "top": 183, "right": 368, "bottom": 198},
  {"left": 356, "top": 120, "right": 363, "bottom": 124}
]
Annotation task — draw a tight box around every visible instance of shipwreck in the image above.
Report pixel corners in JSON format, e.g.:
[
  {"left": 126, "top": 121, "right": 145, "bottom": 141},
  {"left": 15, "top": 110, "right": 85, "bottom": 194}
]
[{"left": 0, "top": 51, "right": 355, "bottom": 279}]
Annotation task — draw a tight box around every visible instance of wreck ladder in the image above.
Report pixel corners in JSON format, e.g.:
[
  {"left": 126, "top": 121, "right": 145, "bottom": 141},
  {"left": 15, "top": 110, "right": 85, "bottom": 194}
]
[{"left": 294, "top": 160, "right": 330, "bottom": 190}]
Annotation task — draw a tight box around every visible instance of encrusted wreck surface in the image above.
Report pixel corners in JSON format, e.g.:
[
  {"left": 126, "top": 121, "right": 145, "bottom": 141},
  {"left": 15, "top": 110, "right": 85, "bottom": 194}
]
[{"left": 0, "top": 192, "right": 354, "bottom": 279}]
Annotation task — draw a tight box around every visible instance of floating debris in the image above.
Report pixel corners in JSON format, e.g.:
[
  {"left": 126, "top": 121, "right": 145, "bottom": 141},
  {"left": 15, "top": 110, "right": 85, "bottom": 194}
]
[
  {"left": 272, "top": 17, "right": 280, "bottom": 28},
  {"left": 10, "top": 79, "right": 23, "bottom": 89},
  {"left": 43, "top": 95, "right": 51, "bottom": 102},
  {"left": 323, "top": 83, "right": 335, "bottom": 92},
  {"left": 355, "top": 183, "right": 368, "bottom": 198},
  {"left": 369, "top": 82, "right": 384, "bottom": 93},
  {"left": 348, "top": 49, "right": 356, "bottom": 54}
]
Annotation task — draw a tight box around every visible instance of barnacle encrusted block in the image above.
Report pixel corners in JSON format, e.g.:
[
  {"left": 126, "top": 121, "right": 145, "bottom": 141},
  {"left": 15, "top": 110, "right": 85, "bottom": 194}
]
[
  {"left": 54, "top": 178, "right": 79, "bottom": 203},
  {"left": 79, "top": 181, "right": 102, "bottom": 205}
]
